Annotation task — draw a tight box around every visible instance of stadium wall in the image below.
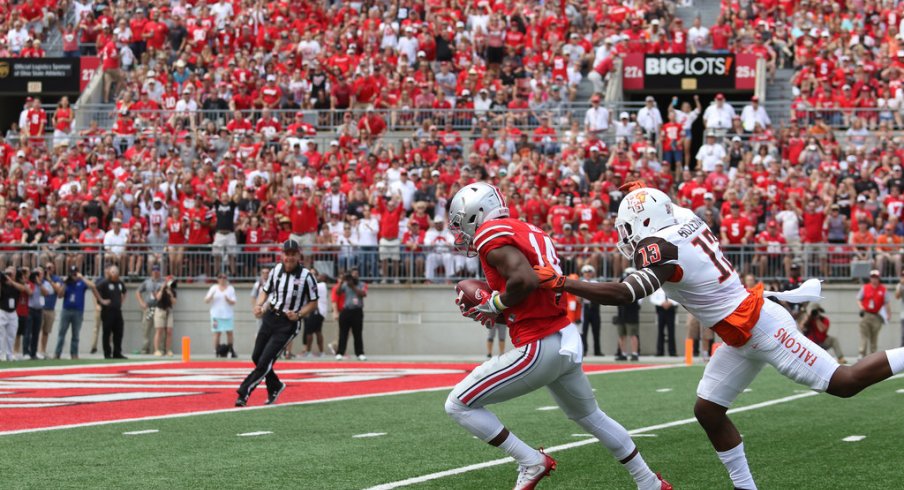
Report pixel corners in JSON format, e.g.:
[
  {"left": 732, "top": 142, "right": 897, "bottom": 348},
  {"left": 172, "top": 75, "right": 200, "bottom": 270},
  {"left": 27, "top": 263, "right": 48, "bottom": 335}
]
[{"left": 71, "top": 284, "right": 900, "bottom": 359}]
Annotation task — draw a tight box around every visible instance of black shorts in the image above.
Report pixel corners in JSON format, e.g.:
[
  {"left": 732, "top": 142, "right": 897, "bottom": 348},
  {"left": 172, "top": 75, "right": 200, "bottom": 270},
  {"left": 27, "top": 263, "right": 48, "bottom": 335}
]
[{"left": 303, "top": 312, "right": 324, "bottom": 336}]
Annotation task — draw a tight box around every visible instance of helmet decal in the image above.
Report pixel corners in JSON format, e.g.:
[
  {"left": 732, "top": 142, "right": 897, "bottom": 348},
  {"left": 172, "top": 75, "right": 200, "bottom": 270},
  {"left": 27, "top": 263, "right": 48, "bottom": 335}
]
[{"left": 628, "top": 190, "right": 649, "bottom": 213}]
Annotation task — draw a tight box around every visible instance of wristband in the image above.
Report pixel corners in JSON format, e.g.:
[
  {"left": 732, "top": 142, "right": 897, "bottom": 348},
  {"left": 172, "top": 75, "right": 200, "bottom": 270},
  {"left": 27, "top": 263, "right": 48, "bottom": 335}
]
[{"left": 492, "top": 294, "right": 507, "bottom": 312}]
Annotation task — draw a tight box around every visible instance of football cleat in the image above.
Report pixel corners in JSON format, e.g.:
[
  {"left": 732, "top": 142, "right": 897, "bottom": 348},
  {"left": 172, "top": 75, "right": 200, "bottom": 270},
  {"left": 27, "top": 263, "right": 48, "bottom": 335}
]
[
  {"left": 658, "top": 473, "right": 673, "bottom": 490},
  {"left": 234, "top": 394, "right": 248, "bottom": 407},
  {"left": 264, "top": 382, "right": 286, "bottom": 405},
  {"left": 513, "top": 450, "right": 556, "bottom": 490}
]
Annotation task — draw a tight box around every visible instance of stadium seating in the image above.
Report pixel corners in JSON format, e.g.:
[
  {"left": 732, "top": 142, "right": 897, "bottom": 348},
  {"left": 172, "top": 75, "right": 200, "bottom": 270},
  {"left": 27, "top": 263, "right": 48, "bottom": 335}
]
[{"left": 0, "top": 0, "right": 901, "bottom": 283}]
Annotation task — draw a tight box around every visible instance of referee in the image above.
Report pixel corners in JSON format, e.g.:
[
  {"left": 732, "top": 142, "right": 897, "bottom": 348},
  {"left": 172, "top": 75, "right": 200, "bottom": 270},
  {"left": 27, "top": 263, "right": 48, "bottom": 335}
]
[{"left": 236, "top": 240, "right": 318, "bottom": 407}]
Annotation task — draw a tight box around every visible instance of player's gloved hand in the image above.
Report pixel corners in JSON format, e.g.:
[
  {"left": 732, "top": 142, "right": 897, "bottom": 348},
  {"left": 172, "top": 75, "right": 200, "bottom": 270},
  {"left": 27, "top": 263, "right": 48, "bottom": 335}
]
[
  {"left": 466, "top": 291, "right": 504, "bottom": 328},
  {"left": 533, "top": 264, "right": 566, "bottom": 291}
]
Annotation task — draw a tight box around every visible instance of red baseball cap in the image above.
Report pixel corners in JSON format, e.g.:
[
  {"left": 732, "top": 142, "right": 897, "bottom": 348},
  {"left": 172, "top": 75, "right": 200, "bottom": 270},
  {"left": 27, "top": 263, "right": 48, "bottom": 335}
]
[{"left": 767, "top": 220, "right": 777, "bottom": 227}]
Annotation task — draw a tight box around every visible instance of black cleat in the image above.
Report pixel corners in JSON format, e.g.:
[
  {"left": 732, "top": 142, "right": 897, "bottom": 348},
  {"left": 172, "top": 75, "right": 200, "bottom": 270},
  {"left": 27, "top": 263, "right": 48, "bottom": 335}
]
[
  {"left": 264, "top": 382, "right": 286, "bottom": 405},
  {"left": 235, "top": 395, "right": 248, "bottom": 407}
]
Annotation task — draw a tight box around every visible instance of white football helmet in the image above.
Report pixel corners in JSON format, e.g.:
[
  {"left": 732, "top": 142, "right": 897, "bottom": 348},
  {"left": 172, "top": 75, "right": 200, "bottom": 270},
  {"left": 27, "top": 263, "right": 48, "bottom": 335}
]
[
  {"left": 615, "top": 188, "right": 677, "bottom": 259},
  {"left": 448, "top": 182, "right": 509, "bottom": 256}
]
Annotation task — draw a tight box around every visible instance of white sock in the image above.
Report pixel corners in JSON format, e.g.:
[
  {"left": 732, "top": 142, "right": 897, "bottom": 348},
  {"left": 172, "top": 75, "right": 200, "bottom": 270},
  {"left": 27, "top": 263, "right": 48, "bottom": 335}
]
[
  {"left": 624, "top": 452, "right": 661, "bottom": 490},
  {"left": 717, "top": 442, "right": 757, "bottom": 490},
  {"left": 576, "top": 410, "right": 658, "bottom": 488},
  {"left": 886, "top": 348, "right": 904, "bottom": 375},
  {"left": 498, "top": 431, "right": 543, "bottom": 466}
]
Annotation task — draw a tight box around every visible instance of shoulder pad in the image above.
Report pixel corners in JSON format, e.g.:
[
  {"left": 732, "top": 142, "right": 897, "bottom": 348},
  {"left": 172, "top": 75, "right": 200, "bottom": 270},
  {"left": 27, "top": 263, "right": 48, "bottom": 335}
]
[{"left": 633, "top": 236, "right": 679, "bottom": 268}]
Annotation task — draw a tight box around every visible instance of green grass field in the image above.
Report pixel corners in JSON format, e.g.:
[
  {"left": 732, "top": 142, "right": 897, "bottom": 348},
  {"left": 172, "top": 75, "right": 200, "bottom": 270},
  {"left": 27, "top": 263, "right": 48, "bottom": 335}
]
[{"left": 0, "top": 364, "right": 901, "bottom": 489}]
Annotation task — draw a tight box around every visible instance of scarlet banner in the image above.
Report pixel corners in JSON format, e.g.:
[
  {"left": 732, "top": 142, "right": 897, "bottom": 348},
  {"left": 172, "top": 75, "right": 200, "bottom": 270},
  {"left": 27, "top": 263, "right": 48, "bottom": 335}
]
[{"left": 79, "top": 56, "right": 100, "bottom": 92}]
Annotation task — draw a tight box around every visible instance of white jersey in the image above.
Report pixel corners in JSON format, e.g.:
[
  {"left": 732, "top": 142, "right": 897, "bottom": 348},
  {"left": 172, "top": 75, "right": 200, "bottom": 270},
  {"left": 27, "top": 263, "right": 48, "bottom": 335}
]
[{"left": 634, "top": 216, "right": 747, "bottom": 327}]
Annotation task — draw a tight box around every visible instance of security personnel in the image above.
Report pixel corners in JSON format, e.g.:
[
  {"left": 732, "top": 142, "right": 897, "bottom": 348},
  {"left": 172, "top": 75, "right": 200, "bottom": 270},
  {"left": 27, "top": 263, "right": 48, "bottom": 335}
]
[
  {"left": 236, "top": 239, "right": 318, "bottom": 407},
  {"left": 857, "top": 269, "right": 889, "bottom": 358}
]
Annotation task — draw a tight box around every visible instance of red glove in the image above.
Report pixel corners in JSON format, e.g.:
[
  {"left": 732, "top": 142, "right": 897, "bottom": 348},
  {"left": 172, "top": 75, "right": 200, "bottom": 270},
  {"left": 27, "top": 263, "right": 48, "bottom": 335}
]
[{"left": 533, "top": 264, "right": 566, "bottom": 291}]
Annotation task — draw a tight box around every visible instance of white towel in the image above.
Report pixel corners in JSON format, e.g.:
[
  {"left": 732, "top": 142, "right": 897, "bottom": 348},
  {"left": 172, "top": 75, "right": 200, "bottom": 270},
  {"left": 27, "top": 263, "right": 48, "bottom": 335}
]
[
  {"left": 763, "top": 278, "right": 823, "bottom": 303},
  {"left": 559, "top": 323, "right": 583, "bottom": 364}
]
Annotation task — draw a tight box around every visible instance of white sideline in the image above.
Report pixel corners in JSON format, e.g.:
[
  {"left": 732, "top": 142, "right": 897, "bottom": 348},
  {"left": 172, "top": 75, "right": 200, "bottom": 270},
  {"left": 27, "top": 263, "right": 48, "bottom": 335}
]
[
  {"left": 362, "top": 391, "right": 820, "bottom": 490},
  {"left": 0, "top": 363, "right": 680, "bottom": 436}
]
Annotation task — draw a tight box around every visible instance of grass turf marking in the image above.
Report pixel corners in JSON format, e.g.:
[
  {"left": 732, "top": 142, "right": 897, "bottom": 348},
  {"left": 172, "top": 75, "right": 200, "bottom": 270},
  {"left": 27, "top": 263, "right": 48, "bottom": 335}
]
[
  {"left": 842, "top": 435, "right": 866, "bottom": 442},
  {"left": 122, "top": 430, "right": 158, "bottom": 435},
  {"left": 0, "top": 364, "right": 682, "bottom": 437},
  {"left": 362, "top": 391, "right": 819, "bottom": 490},
  {"left": 353, "top": 433, "right": 388, "bottom": 438},
  {"left": 237, "top": 431, "right": 272, "bottom": 437}
]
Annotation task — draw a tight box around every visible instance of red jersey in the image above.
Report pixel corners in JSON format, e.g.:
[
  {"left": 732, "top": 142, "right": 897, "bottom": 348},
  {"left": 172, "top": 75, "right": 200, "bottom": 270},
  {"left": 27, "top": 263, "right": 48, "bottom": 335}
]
[
  {"left": 166, "top": 217, "right": 186, "bottom": 244},
  {"left": 722, "top": 216, "right": 753, "bottom": 244},
  {"left": 473, "top": 218, "right": 570, "bottom": 347}
]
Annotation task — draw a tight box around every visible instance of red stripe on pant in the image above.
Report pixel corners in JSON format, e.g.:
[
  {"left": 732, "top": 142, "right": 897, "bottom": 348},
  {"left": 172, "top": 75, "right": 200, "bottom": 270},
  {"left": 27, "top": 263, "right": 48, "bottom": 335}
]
[{"left": 460, "top": 342, "right": 537, "bottom": 405}]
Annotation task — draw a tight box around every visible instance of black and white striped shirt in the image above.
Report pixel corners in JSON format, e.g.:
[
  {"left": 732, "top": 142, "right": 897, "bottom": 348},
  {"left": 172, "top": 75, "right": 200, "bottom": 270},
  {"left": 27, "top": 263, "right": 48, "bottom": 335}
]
[{"left": 263, "top": 263, "right": 318, "bottom": 312}]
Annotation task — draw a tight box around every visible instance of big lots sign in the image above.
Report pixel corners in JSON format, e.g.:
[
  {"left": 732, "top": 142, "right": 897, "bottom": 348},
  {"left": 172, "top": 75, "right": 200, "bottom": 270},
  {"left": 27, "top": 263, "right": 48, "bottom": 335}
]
[{"left": 623, "top": 53, "right": 757, "bottom": 92}]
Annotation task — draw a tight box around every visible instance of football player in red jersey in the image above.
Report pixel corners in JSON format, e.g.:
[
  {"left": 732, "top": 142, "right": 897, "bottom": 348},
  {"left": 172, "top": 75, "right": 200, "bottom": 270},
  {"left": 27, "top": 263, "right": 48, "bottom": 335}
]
[
  {"left": 535, "top": 183, "right": 904, "bottom": 489},
  {"left": 445, "top": 182, "right": 670, "bottom": 490}
]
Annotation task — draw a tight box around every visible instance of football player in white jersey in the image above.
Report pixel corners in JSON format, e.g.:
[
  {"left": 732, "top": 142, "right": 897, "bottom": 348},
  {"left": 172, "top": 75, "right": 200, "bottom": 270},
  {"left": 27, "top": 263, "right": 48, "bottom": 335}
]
[{"left": 534, "top": 184, "right": 904, "bottom": 489}]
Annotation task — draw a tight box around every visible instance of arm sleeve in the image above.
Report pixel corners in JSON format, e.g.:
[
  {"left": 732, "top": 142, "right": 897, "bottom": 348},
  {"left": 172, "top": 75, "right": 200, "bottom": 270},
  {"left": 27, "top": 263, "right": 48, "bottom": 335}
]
[
  {"left": 632, "top": 236, "right": 680, "bottom": 268},
  {"left": 306, "top": 273, "right": 319, "bottom": 302}
]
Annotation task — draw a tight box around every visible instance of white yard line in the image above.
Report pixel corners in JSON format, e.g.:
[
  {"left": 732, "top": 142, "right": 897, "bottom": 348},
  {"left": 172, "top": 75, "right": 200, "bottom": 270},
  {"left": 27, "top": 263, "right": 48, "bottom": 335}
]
[
  {"left": 237, "top": 431, "right": 272, "bottom": 437},
  {"left": 362, "top": 391, "right": 820, "bottom": 490},
  {"left": 0, "top": 363, "right": 680, "bottom": 437},
  {"left": 123, "top": 429, "right": 158, "bottom": 435},
  {"left": 842, "top": 435, "right": 866, "bottom": 442},
  {"left": 353, "top": 432, "right": 387, "bottom": 439},
  {"left": 0, "top": 361, "right": 171, "bottom": 372}
]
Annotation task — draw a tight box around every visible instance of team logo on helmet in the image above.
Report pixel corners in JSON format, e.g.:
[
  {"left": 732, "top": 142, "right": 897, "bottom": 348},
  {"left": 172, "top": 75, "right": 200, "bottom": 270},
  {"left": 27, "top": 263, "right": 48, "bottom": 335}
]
[{"left": 628, "top": 190, "right": 649, "bottom": 213}]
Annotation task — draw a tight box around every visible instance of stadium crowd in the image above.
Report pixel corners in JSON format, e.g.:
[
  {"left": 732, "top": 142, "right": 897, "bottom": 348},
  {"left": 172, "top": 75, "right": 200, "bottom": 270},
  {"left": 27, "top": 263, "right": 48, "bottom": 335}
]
[{"left": 1, "top": 0, "right": 904, "bottom": 283}]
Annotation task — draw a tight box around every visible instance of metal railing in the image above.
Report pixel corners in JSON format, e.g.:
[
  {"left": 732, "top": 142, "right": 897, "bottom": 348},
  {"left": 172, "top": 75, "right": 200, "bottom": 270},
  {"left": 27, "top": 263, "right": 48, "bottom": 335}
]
[
  {"left": 788, "top": 107, "right": 899, "bottom": 130},
  {"left": 0, "top": 242, "right": 898, "bottom": 285}
]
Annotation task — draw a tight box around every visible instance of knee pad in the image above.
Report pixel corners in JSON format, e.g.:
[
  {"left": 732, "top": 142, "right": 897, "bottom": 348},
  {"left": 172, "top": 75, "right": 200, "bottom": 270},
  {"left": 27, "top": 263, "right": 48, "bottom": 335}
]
[{"left": 444, "top": 394, "right": 503, "bottom": 442}]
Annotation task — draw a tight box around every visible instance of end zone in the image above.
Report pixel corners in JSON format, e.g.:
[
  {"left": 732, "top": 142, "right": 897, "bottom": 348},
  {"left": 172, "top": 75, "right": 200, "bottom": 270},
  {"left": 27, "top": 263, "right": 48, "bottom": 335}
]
[{"left": 0, "top": 361, "right": 675, "bottom": 435}]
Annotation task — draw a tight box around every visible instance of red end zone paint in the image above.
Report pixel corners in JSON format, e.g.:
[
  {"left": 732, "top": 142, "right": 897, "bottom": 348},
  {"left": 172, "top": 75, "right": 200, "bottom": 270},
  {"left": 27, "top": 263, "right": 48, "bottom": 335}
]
[{"left": 0, "top": 362, "right": 655, "bottom": 434}]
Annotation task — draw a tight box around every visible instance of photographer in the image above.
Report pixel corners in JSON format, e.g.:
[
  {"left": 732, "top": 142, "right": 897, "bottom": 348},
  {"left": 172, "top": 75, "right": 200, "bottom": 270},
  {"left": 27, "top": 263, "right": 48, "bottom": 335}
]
[
  {"left": 136, "top": 265, "right": 164, "bottom": 355},
  {"left": 334, "top": 269, "right": 368, "bottom": 361},
  {"left": 153, "top": 275, "right": 177, "bottom": 357},
  {"left": 0, "top": 267, "right": 30, "bottom": 361},
  {"left": 24, "top": 267, "right": 51, "bottom": 359},
  {"left": 800, "top": 304, "right": 846, "bottom": 364},
  {"left": 53, "top": 265, "right": 103, "bottom": 359}
]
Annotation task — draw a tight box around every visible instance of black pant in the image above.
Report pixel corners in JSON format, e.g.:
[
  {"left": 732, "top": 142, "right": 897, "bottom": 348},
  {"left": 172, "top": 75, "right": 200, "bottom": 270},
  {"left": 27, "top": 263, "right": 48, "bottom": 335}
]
[
  {"left": 656, "top": 307, "right": 677, "bottom": 356},
  {"left": 25, "top": 307, "right": 42, "bottom": 357},
  {"left": 101, "top": 309, "right": 124, "bottom": 358},
  {"left": 237, "top": 311, "right": 299, "bottom": 397},
  {"left": 582, "top": 304, "right": 602, "bottom": 356},
  {"left": 337, "top": 308, "right": 364, "bottom": 356}
]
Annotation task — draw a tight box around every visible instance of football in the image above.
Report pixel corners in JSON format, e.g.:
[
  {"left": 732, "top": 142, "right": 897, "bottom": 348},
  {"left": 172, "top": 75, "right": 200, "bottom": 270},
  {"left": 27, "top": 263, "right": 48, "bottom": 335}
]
[{"left": 455, "top": 279, "right": 495, "bottom": 317}]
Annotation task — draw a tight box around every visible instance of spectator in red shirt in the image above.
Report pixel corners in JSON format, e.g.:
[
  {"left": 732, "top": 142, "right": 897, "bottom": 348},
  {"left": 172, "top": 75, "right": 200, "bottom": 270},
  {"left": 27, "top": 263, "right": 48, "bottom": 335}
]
[
  {"left": 721, "top": 202, "right": 754, "bottom": 272},
  {"left": 288, "top": 187, "right": 318, "bottom": 256},
  {"left": 754, "top": 220, "right": 789, "bottom": 278},
  {"left": 79, "top": 217, "right": 105, "bottom": 276},
  {"left": 376, "top": 194, "right": 403, "bottom": 282}
]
